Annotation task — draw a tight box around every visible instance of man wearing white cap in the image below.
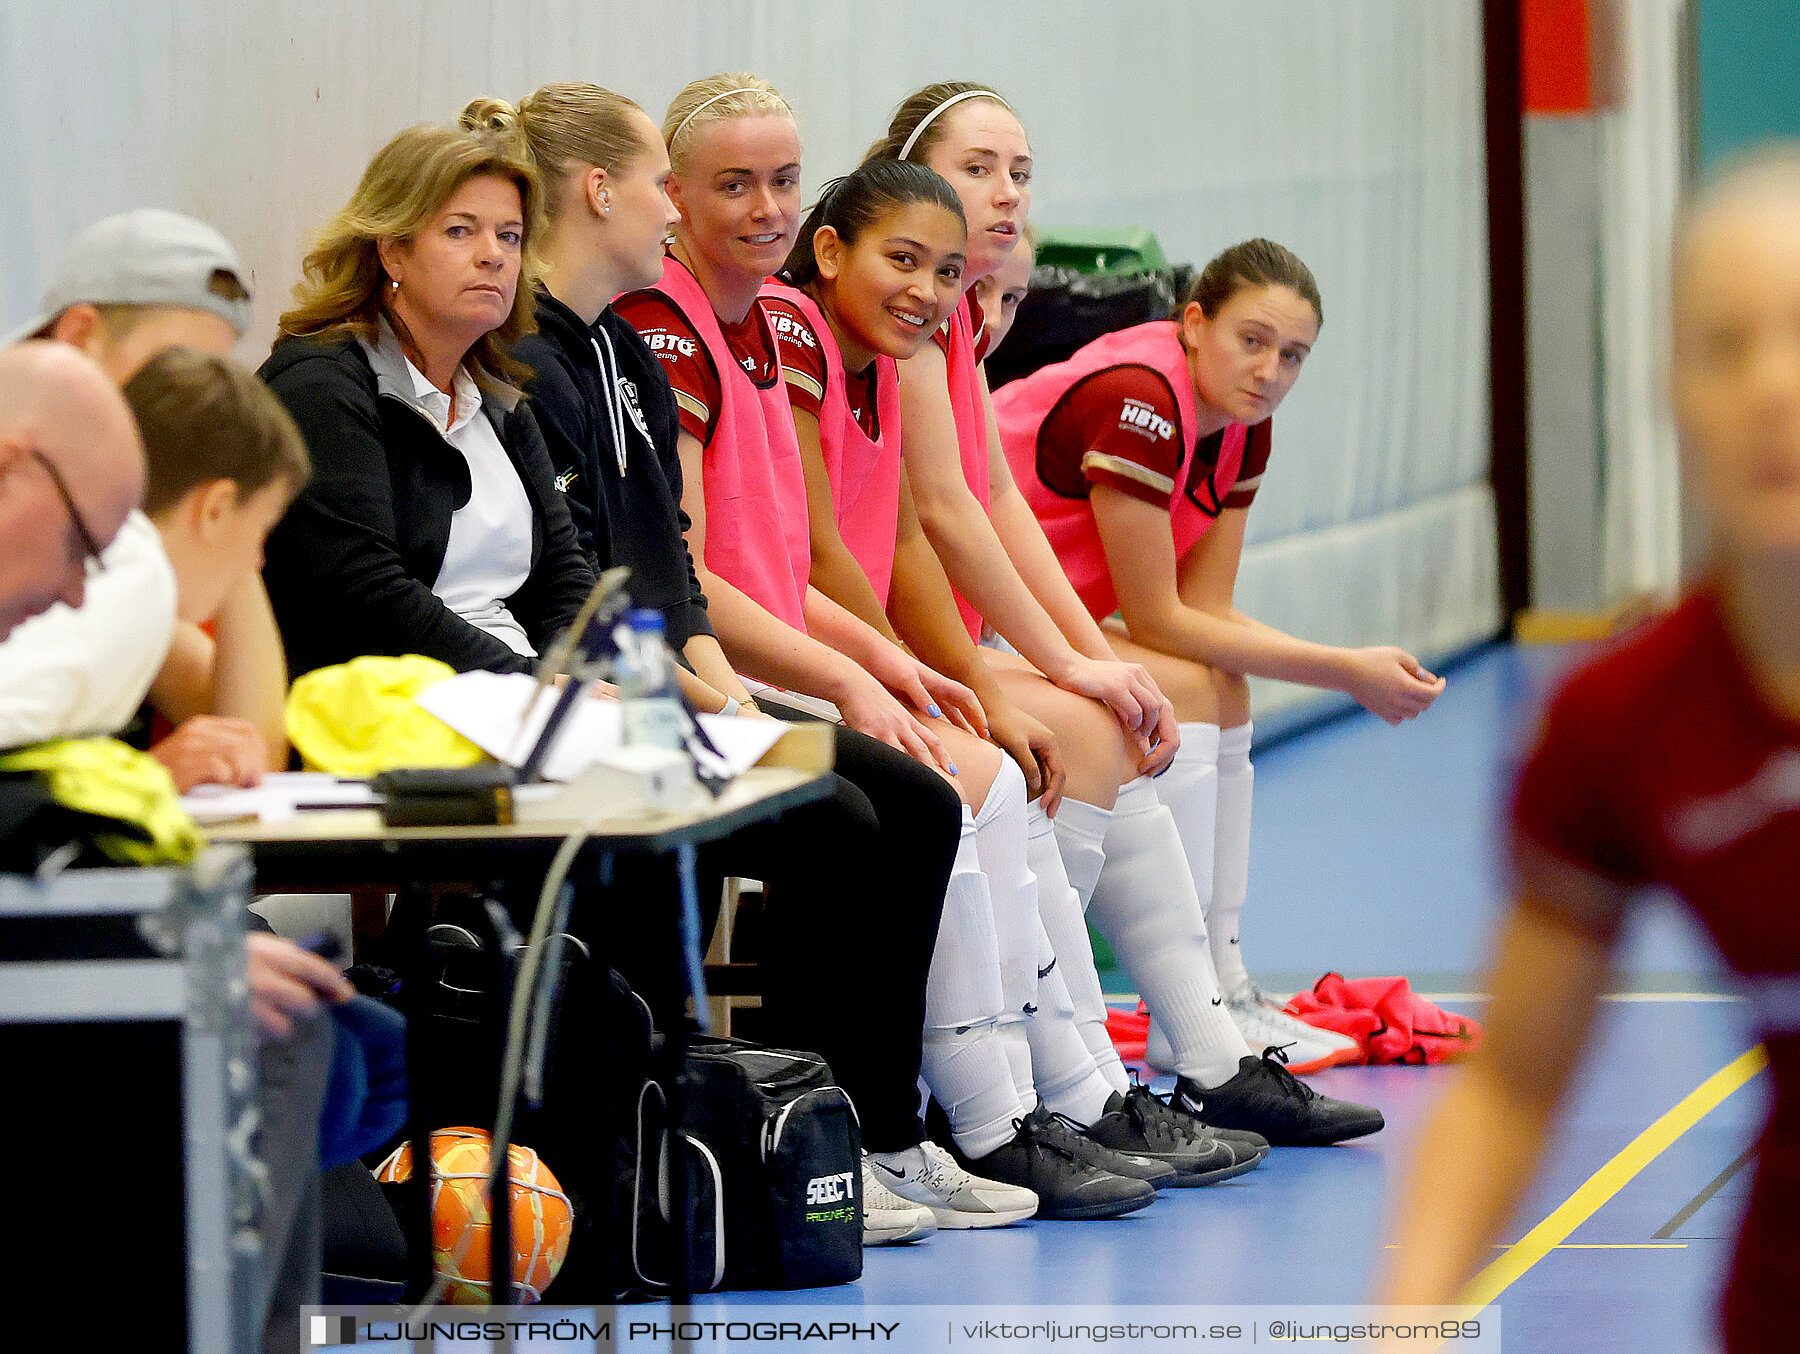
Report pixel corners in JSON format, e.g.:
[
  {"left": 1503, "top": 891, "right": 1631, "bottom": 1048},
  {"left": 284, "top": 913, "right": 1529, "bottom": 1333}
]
[
  {"left": 0, "top": 208, "right": 286, "bottom": 791},
  {"left": 4, "top": 207, "right": 252, "bottom": 371}
]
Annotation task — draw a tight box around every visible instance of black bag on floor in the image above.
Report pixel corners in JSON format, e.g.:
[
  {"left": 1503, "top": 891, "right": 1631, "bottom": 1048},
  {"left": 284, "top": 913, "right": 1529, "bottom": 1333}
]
[
  {"left": 343, "top": 901, "right": 658, "bottom": 1305},
  {"left": 634, "top": 1037, "right": 863, "bottom": 1292}
]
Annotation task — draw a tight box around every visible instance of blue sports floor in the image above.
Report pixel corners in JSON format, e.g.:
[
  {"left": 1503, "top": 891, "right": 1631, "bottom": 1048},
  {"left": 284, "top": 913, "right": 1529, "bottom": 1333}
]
[{"left": 705, "top": 644, "right": 1766, "bottom": 1352}]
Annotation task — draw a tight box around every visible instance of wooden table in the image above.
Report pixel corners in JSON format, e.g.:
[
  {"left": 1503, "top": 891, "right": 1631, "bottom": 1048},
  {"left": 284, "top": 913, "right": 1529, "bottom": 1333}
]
[
  {"left": 206, "top": 765, "right": 828, "bottom": 890},
  {"left": 208, "top": 736, "right": 832, "bottom": 1314}
]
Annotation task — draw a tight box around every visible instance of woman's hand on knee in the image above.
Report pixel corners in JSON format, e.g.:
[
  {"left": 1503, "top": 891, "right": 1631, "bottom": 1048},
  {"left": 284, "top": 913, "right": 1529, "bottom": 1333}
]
[
  {"left": 1137, "top": 709, "right": 1181, "bottom": 777},
  {"left": 858, "top": 643, "right": 986, "bottom": 738},
  {"left": 909, "top": 660, "right": 988, "bottom": 739},
  {"left": 835, "top": 671, "right": 958, "bottom": 777},
  {"left": 1054, "top": 656, "right": 1161, "bottom": 736},
  {"left": 987, "top": 699, "right": 1066, "bottom": 815}
]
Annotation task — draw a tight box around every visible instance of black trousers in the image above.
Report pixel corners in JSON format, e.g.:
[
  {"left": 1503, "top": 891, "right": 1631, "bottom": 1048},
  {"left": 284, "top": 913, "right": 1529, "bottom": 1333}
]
[{"left": 608, "top": 725, "right": 957, "bottom": 1151}]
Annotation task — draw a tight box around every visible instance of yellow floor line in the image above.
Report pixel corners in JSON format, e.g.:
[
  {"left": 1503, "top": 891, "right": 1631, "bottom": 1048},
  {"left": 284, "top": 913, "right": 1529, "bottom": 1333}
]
[
  {"left": 1460, "top": 1046, "right": 1767, "bottom": 1310},
  {"left": 1388, "top": 1243, "right": 1689, "bottom": 1250}
]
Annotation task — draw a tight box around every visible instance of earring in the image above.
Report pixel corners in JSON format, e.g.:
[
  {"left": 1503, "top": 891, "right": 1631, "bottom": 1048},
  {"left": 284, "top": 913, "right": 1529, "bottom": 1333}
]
[{"left": 389, "top": 277, "right": 400, "bottom": 291}]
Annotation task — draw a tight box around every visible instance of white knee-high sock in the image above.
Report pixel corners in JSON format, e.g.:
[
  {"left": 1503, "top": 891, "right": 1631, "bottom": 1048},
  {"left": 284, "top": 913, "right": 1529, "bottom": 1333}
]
[
  {"left": 971, "top": 758, "right": 1039, "bottom": 1026},
  {"left": 1028, "top": 801, "right": 1129, "bottom": 1094},
  {"left": 1153, "top": 722, "right": 1220, "bottom": 908},
  {"left": 973, "top": 760, "right": 1114, "bottom": 1114},
  {"left": 922, "top": 1027, "right": 1026, "bottom": 1158},
  {"left": 1050, "top": 795, "right": 1111, "bottom": 908},
  {"left": 1211, "top": 722, "right": 1255, "bottom": 996},
  {"left": 1087, "top": 777, "right": 1251, "bottom": 1086},
  {"left": 1028, "top": 919, "right": 1119, "bottom": 1124},
  {"left": 921, "top": 806, "right": 1026, "bottom": 1158}
]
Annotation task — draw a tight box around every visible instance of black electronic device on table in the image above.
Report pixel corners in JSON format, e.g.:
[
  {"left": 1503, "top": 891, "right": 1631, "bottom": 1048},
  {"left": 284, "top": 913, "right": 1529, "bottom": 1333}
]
[{"left": 372, "top": 568, "right": 634, "bottom": 825}]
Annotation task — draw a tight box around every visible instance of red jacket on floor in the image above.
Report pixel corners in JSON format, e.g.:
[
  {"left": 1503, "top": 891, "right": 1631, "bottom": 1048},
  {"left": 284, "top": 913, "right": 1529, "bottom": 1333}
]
[{"left": 1282, "top": 972, "right": 1484, "bottom": 1065}]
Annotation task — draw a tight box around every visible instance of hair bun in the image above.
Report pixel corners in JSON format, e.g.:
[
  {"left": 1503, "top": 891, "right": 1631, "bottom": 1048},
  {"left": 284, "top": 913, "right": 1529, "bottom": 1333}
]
[{"left": 460, "top": 96, "right": 520, "bottom": 135}]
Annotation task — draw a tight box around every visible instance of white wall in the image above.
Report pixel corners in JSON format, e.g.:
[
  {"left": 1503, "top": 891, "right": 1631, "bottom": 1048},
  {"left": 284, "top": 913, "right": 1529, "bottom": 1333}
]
[
  {"left": 1, "top": 0, "right": 1497, "bottom": 717},
  {"left": 1599, "top": 0, "right": 1687, "bottom": 597}
]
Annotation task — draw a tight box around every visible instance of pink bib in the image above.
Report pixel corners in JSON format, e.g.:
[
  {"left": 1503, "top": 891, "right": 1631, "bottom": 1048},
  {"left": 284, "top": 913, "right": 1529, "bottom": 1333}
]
[
  {"left": 652, "top": 258, "right": 812, "bottom": 632},
  {"left": 993, "top": 321, "right": 1246, "bottom": 621},
  {"left": 940, "top": 298, "right": 994, "bottom": 638},
  {"left": 761, "top": 282, "right": 904, "bottom": 607}
]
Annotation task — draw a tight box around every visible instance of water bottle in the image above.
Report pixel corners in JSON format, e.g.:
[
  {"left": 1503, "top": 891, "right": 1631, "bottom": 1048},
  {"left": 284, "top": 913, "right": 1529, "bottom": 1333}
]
[{"left": 616, "top": 608, "right": 686, "bottom": 751}]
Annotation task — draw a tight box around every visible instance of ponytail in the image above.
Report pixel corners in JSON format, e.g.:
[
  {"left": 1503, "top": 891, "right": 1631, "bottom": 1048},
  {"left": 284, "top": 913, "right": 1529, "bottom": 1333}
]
[
  {"left": 463, "top": 85, "right": 648, "bottom": 223},
  {"left": 1178, "top": 238, "right": 1322, "bottom": 326}
]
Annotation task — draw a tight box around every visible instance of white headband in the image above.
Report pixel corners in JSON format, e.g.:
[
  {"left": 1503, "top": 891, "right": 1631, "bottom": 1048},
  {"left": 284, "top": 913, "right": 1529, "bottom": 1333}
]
[
  {"left": 897, "top": 89, "right": 1011, "bottom": 162},
  {"left": 671, "top": 87, "right": 782, "bottom": 146}
]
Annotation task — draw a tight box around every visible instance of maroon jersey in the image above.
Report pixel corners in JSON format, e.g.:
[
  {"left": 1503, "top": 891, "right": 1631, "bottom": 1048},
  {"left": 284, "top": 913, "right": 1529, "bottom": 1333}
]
[
  {"left": 763, "top": 293, "right": 881, "bottom": 439},
  {"left": 1511, "top": 585, "right": 1800, "bottom": 1350},
  {"left": 1033, "top": 364, "right": 1270, "bottom": 510},
  {"left": 615, "top": 286, "right": 780, "bottom": 447}
]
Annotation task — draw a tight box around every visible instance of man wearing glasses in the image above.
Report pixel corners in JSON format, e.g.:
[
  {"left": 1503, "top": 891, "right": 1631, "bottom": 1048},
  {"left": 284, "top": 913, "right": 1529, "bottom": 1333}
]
[
  {"left": 0, "top": 341, "right": 143, "bottom": 641},
  {"left": 0, "top": 334, "right": 350, "bottom": 1354}
]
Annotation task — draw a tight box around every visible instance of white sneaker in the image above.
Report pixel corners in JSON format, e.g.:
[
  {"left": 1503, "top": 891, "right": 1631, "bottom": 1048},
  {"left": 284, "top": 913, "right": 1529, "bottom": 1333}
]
[
  {"left": 860, "top": 1156, "right": 937, "bottom": 1245},
  {"left": 1147, "top": 988, "right": 1360, "bottom": 1076},
  {"left": 870, "top": 1142, "right": 1038, "bottom": 1229},
  {"left": 1223, "top": 984, "right": 1360, "bottom": 1073}
]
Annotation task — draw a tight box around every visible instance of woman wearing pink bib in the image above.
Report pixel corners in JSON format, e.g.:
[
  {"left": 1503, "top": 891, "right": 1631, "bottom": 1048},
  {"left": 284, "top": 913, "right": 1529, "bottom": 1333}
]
[
  {"left": 871, "top": 86, "right": 1388, "bottom": 1143},
  {"left": 648, "top": 254, "right": 811, "bottom": 630},
  {"left": 994, "top": 239, "right": 1447, "bottom": 1076},
  {"left": 613, "top": 73, "right": 970, "bottom": 769},
  {"left": 758, "top": 275, "right": 903, "bottom": 607},
  {"left": 995, "top": 319, "right": 1245, "bottom": 622}
]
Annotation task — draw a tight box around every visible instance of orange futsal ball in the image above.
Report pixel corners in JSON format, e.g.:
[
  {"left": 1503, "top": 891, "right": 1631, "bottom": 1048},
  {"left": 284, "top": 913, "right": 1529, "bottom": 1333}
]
[{"left": 375, "top": 1127, "right": 574, "bottom": 1304}]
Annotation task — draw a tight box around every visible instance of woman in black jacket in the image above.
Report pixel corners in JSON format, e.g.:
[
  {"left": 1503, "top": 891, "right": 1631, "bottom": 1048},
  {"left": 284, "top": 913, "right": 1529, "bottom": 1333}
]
[
  {"left": 260, "top": 122, "right": 593, "bottom": 678},
  {"left": 468, "top": 86, "right": 1042, "bottom": 1241}
]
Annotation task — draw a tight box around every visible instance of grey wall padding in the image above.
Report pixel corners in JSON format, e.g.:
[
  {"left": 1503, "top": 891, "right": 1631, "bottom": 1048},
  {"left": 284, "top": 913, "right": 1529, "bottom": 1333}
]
[{"left": 0, "top": 0, "right": 1498, "bottom": 721}]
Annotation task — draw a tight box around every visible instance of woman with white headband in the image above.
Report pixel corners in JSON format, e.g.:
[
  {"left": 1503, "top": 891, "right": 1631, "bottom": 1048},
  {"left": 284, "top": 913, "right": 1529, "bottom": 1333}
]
[
  {"left": 461, "top": 81, "right": 983, "bottom": 1251},
  {"left": 872, "top": 81, "right": 1385, "bottom": 1145},
  {"left": 617, "top": 73, "right": 1199, "bottom": 1222}
]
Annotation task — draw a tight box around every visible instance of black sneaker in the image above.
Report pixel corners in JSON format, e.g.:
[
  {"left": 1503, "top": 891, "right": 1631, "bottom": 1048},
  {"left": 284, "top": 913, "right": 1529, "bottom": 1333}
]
[
  {"left": 1175, "top": 1051, "right": 1385, "bottom": 1146},
  {"left": 1087, "top": 1085, "right": 1267, "bottom": 1186},
  {"left": 1121, "top": 1081, "right": 1272, "bottom": 1164},
  {"left": 963, "top": 1105, "right": 1158, "bottom": 1220},
  {"left": 1036, "top": 1104, "right": 1177, "bottom": 1189}
]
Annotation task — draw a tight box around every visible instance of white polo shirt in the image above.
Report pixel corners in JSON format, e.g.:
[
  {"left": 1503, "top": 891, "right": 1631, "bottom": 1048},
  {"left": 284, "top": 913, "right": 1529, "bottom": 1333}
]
[
  {"left": 398, "top": 356, "right": 537, "bottom": 658},
  {"left": 0, "top": 510, "right": 180, "bottom": 745}
]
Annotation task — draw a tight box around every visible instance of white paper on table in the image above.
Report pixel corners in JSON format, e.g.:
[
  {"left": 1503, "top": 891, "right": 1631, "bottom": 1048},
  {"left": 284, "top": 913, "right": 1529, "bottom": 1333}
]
[
  {"left": 414, "top": 670, "right": 786, "bottom": 782},
  {"left": 687, "top": 712, "right": 789, "bottom": 781},
  {"left": 180, "top": 772, "right": 381, "bottom": 823}
]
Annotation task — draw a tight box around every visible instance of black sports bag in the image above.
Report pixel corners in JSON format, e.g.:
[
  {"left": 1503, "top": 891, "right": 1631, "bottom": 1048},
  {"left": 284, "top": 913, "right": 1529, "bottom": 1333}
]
[
  {"left": 985, "top": 263, "right": 1197, "bottom": 391},
  {"left": 635, "top": 1036, "right": 863, "bottom": 1291}
]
